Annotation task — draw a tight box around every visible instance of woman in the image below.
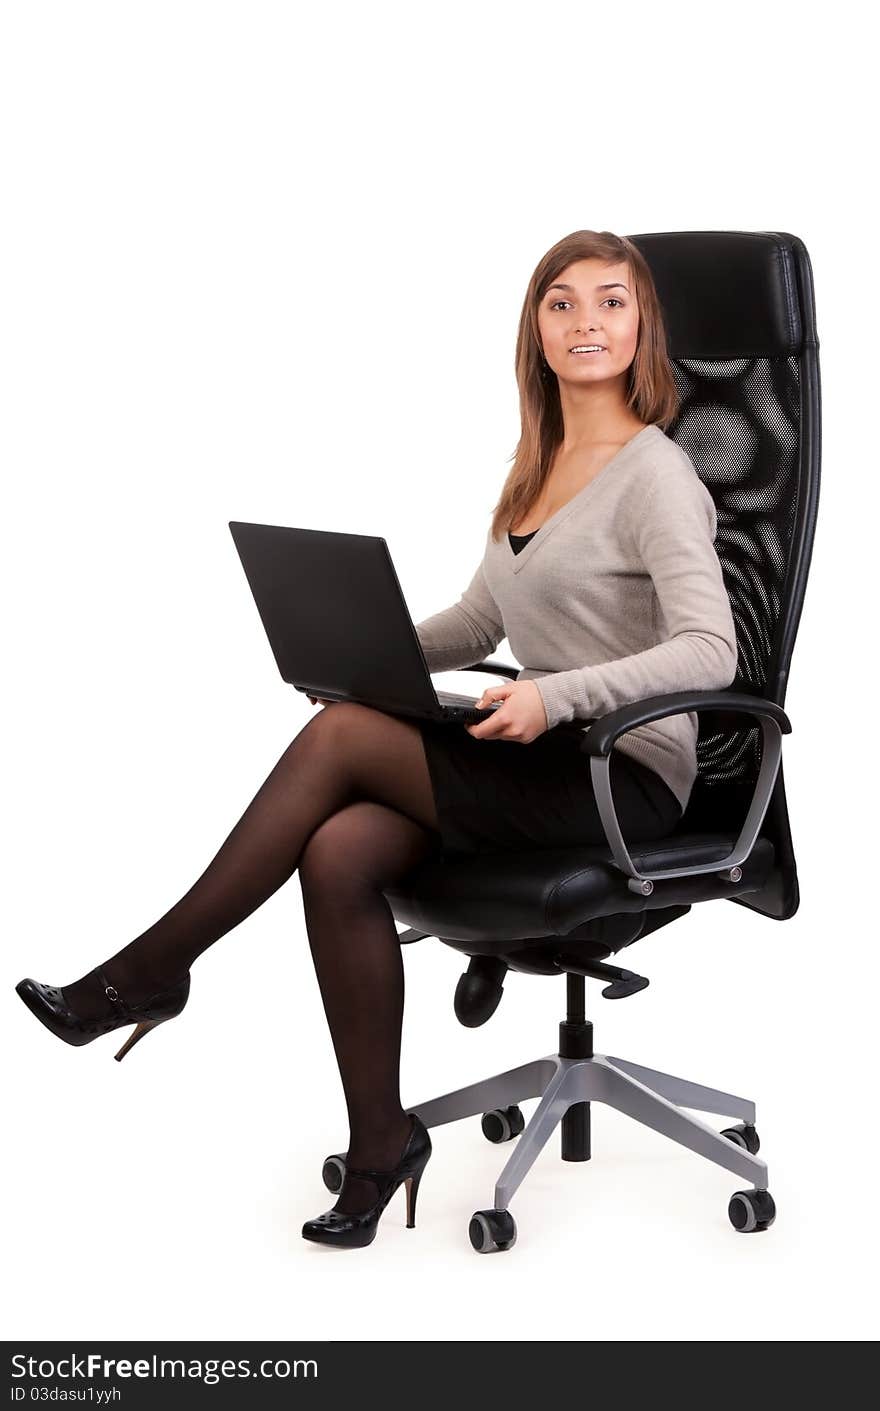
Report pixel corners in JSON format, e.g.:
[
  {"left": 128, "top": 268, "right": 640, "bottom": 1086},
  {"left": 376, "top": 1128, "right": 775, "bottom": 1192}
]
[{"left": 15, "top": 229, "right": 737, "bottom": 1250}]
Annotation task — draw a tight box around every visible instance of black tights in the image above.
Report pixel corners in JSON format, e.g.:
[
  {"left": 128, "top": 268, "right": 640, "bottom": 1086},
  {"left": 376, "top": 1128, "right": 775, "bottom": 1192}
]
[{"left": 61, "top": 703, "right": 443, "bottom": 1215}]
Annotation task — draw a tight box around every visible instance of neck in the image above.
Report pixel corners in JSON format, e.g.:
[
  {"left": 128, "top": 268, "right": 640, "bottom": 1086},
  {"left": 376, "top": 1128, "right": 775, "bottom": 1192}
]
[{"left": 555, "top": 378, "right": 644, "bottom": 449}]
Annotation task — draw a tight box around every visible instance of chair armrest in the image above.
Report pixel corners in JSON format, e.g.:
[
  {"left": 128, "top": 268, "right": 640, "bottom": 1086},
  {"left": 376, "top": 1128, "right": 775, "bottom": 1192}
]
[
  {"left": 578, "top": 691, "right": 791, "bottom": 755},
  {"left": 577, "top": 691, "right": 792, "bottom": 895},
  {"left": 460, "top": 657, "right": 521, "bottom": 681}
]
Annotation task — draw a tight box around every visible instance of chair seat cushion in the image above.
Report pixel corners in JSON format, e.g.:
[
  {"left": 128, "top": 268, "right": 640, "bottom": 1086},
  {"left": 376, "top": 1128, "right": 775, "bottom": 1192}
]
[{"left": 383, "top": 833, "right": 776, "bottom": 946}]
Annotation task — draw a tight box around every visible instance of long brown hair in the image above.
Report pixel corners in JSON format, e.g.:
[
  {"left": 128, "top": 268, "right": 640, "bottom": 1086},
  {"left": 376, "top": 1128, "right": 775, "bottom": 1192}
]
[{"left": 490, "top": 229, "right": 680, "bottom": 542}]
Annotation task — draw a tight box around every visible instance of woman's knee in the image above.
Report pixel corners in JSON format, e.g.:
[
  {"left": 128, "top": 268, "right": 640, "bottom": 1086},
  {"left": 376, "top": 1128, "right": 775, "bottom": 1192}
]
[
  {"left": 303, "top": 700, "right": 382, "bottom": 738},
  {"left": 300, "top": 807, "right": 361, "bottom": 886},
  {"left": 294, "top": 701, "right": 388, "bottom": 770},
  {"left": 300, "top": 800, "right": 436, "bottom": 892}
]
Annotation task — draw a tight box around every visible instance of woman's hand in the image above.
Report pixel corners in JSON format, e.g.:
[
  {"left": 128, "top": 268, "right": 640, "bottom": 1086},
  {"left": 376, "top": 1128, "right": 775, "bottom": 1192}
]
[
  {"left": 307, "top": 695, "right": 334, "bottom": 707},
  {"left": 465, "top": 680, "right": 549, "bottom": 743}
]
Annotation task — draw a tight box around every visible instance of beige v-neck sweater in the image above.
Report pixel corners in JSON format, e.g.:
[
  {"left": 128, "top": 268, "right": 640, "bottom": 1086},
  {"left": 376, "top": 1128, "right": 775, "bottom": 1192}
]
[{"left": 414, "top": 423, "right": 738, "bottom": 813}]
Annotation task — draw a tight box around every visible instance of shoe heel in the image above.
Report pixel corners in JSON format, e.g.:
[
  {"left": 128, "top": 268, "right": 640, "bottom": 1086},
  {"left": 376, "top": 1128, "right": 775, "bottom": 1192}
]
[
  {"left": 404, "top": 1170, "right": 424, "bottom": 1229},
  {"left": 114, "top": 1018, "right": 162, "bottom": 1062}
]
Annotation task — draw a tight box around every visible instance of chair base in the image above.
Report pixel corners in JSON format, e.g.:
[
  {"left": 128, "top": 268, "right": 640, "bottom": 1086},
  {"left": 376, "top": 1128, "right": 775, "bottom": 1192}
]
[{"left": 409, "top": 1048, "right": 768, "bottom": 1213}]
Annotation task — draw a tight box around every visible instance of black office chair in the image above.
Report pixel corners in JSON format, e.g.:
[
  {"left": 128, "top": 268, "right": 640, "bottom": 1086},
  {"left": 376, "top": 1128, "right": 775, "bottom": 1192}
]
[{"left": 326, "top": 230, "right": 820, "bottom": 1252}]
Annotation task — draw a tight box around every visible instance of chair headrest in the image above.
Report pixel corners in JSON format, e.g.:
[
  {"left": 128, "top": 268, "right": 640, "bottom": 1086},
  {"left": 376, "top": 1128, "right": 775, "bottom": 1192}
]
[{"left": 628, "top": 231, "right": 809, "bottom": 358}]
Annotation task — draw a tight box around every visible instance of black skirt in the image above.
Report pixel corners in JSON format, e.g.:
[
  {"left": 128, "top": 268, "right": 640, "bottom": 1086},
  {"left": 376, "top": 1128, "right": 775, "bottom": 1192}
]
[{"left": 417, "top": 719, "right": 683, "bottom": 858}]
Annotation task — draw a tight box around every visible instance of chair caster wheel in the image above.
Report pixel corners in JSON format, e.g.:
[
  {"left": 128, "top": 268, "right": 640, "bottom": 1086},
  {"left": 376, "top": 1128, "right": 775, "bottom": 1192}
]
[
  {"left": 721, "top": 1122, "right": 761, "bottom": 1155},
  {"left": 728, "top": 1188, "right": 776, "bottom": 1232},
  {"left": 321, "top": 1153, "right": 347, "bottom": 1193},
  {"left": 469, "top": 1208, "right": 517, "bottom": 1253},
  {"left": 481, "top": 1105, "right": 525, "bottom": 1143}
]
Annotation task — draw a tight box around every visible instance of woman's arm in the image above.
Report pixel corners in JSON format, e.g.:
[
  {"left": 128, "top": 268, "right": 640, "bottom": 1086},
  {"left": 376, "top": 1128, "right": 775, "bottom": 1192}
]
[
  {"left": 533, "top": 463, "right": 738, "bottom": 728},
  {"left": 414, "top": 553, "right": 506, "bottom": 673}
]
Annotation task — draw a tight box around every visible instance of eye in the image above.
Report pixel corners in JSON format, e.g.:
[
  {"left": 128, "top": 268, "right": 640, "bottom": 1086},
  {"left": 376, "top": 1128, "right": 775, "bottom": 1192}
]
[{"left": 549, "top": 297, "right": 625, "bottom": 311}]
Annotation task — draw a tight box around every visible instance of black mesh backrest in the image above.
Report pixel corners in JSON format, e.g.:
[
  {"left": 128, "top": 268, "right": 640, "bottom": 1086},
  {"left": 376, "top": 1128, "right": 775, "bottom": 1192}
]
[{"left": 628, "top": 232, "right": 821, "bottom": 919}]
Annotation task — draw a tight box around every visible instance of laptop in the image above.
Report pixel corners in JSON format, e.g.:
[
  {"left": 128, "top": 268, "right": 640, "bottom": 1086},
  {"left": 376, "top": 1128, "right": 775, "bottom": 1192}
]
[{"left": 228, "top": 521, "right": 506, "bottom": 725}]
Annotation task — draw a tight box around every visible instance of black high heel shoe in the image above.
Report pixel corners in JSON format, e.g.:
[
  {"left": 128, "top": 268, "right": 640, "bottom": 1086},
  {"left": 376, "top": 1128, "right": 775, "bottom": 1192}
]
[
  {"left": 302, "top": 1113, "right": 432, "bottom": 1249},
  {"left": 15, "top": 967, "right": 191, "bottom": 1061}
]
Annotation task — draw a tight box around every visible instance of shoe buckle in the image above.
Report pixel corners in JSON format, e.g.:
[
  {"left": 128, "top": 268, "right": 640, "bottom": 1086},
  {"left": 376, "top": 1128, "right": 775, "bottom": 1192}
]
[{"left": 105, "top": 985, "right": 120, "bottom": 1003}]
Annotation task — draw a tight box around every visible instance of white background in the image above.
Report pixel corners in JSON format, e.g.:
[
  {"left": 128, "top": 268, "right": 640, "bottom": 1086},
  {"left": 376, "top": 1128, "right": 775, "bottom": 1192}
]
[{"left": 2, "top": 0, "right": 875, "bottom": 1343}]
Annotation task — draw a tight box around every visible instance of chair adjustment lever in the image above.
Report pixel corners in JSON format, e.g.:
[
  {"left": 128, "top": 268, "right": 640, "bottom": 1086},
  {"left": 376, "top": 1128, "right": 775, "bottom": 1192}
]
[{"left": 553, "top": 957, "right": 650, "bottom": 999}]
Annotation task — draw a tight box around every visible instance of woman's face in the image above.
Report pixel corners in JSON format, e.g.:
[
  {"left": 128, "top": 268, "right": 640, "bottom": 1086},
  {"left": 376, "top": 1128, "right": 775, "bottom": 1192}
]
[{"left": 537, "top": 258, "right": 640, "bottom": 387}]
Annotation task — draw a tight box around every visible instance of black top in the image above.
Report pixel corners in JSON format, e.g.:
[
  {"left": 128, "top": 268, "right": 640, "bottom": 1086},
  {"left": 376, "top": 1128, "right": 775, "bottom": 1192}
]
[{"left": 508, "top": 528, "right": 539, "bottom": 554}]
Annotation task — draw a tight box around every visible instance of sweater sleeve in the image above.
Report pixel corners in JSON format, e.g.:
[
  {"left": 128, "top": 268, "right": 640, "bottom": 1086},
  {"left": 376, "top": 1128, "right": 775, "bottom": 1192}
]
[
  {"left": 414, "top": 550, "right": 506, "bottom": 672},
  {"left": 533, "top": 463, "right": 738, "bottom": 729}
]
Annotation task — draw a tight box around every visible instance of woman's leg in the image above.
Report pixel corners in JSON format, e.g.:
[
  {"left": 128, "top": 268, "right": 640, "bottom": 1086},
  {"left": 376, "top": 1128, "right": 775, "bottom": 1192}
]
[
  {"left": 62, "top": 703, "right": 442, "bottom": 1017},
  {"left": 298, "top": 801, "right": 440, "bottom": 1214}
]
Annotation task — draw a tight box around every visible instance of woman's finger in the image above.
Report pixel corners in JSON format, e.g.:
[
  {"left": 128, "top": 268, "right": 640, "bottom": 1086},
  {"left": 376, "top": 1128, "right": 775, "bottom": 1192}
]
[{"left": 475, "top": 683, "right": 509, "bottom": 708}]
